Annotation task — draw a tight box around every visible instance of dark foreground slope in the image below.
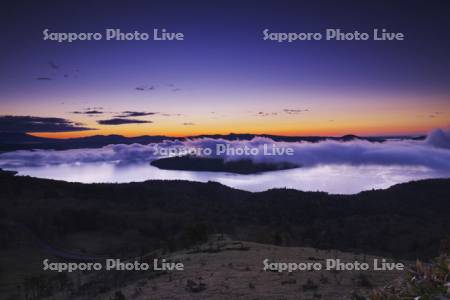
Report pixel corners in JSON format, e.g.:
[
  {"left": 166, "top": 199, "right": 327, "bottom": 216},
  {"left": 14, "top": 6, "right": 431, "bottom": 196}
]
[{"left": 0, "top": 171, "right": 449, "bottom": 260}]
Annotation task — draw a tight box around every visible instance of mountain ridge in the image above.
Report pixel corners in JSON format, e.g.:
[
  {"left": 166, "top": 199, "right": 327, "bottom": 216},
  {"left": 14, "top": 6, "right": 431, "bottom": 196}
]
[{"left": 0, "top": 132, "right": 426, "bottom": 152}]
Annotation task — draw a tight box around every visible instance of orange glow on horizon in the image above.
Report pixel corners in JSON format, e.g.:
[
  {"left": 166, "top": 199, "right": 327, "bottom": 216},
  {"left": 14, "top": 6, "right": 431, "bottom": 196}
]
[
  {"left": 20, "top": 94, "right": 450, "bottom": 139},
  {"left": 30, "top": 123, "right": 435, "bottom": 139}
]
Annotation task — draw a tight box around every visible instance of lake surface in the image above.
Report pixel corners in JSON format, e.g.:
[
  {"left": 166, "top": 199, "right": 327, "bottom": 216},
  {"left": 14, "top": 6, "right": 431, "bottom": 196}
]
[{"left": 7, "top": 162, "right": 449, "bottom": 194}]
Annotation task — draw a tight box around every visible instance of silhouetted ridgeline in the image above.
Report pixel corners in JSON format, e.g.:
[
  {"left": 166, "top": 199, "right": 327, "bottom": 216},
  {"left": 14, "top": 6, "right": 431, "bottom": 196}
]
[
  {"left": 0, "top": 132, "right": 425, "bottom": 152},
  {"left": 0, "top": 171, "right": 449, "bottom": 260}
]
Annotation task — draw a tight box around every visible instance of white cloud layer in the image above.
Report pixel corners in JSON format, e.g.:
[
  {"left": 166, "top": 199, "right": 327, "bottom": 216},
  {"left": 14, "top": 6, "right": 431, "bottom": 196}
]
[{"left": 1, "top": 128, "right": 450, "bottom": 171}]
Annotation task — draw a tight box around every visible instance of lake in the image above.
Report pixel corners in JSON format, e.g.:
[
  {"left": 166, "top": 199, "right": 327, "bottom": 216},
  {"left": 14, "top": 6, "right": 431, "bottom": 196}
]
[{"left": 6, "top": 162, "right": 449, "bottom": 194}]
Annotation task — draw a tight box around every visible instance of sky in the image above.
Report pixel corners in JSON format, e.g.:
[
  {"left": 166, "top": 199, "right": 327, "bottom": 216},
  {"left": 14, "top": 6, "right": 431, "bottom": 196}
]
[{"left": 0, "top": 0, "right": 449, "bottom": 138}]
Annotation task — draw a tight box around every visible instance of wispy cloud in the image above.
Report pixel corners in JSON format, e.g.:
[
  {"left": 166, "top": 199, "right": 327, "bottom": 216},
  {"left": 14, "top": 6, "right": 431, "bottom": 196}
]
[
  {"left": 135, "top": 83, "right": 181, "bottom": 92},
  {"left": 135, "top": 85, "right": 156, "bottom": 91},
  {"left": 36, "top": 61, "right": 80, "bottom": 80},
  {"left": 256, "top": 111, "right": 278, "bottom": 117},
  {"left": 72, "top": 110, "right": 104, "bottom": 115},
  {"left": 115, "top": 111, "right": 157, "bottom": 118},
  {"left": 283, "top": 109, "right": 309, "bottom": 114},
  {"left": 48, "top": 61, "right": 60, "bottom": 70},
  {"left": 160, "top": 113, "right": 183, "bottom": 117}
]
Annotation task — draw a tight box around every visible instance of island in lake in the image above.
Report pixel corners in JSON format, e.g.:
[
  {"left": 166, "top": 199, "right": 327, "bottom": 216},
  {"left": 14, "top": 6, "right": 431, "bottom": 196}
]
[{"left": 150, "top": 156, "right": 300, "bottom": 174}]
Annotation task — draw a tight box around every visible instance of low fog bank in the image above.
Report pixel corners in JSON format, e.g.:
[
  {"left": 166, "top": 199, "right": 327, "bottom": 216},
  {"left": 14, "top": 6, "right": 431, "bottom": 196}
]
[{"left": 1, "top": 128, "right": 450, "bottom": 172}]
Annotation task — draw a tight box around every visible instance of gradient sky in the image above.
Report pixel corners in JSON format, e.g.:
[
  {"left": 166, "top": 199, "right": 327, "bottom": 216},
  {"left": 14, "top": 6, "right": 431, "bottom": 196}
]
[{"left": 1, "top": 0, "right": 449, "bottom": 137}]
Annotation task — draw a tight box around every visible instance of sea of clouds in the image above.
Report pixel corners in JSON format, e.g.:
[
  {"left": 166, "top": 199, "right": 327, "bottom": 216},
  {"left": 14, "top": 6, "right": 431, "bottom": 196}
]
[{"left": 1, "top": 128, "right": 450, "bottom": 171}]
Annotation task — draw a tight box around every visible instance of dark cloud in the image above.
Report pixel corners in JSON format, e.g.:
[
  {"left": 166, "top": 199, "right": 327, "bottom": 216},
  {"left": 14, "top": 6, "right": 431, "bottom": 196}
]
[
  {"left": 0, "top": 115, "right": 93, "bottom": 133},
  {"left": 182, "top": 122, "right": 195, "bottom": 126},
  {"left": 36, "top": 77, "right": 52, "bottom": 80},
  {"left": 115, "top": 111, "right": 157, "bottom": 117},
  {"left": 72, "top": 107, "right": 105, "bottom": 115},
  {"left": 97, "top": 118, "right": 152, "bottom": 125},
  {"left": 72, "top": 110, "right": 104, "bottom": 115}
]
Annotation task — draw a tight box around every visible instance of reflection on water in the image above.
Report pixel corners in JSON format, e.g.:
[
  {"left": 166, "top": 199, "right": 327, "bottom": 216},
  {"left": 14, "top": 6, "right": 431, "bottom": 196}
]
[{"left": 8, "top": 163, "right": 450, "bottom": 194}]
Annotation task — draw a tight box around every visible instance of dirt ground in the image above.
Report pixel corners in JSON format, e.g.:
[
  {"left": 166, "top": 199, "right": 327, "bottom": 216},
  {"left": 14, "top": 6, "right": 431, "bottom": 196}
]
[{"left": 60, "top": 236, "right": 408, "bottom": 300}]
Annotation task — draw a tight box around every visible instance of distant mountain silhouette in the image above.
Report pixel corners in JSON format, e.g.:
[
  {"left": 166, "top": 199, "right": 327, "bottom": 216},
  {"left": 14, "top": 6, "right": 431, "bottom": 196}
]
[
  {"left": 0, "top": 132, "right": 426, "bottom": 152},
  {"left": 0, "top": 132, "right": 169, "bottom": 152},
  {"left": 151, "top": 156, "right": 299, "bottom": 174},
  {"left": 0, "top": 168, "right": 17, "bottom": 176}
]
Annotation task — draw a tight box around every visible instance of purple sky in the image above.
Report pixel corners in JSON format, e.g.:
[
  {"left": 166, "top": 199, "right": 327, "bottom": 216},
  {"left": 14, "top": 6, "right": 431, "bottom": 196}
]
[{"left": 1, "top": 0, "right": 449, "bottom": 137}]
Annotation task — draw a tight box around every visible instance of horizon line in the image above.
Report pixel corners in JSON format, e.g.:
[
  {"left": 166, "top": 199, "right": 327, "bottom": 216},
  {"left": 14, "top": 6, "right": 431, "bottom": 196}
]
[{"left": 21, "top": 131, "right": 427, "bottom": 140}]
